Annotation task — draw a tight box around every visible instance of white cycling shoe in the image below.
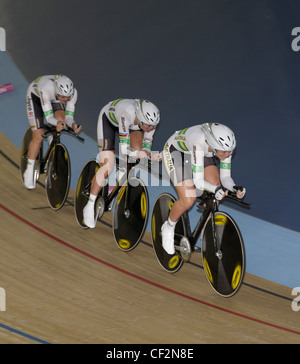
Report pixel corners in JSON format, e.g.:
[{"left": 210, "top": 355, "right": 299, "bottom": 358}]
[
  {"left": 161, "top": 221, "right": 175, "bottom": 255},
  {"left": 23, "top": 168, "right": 36, "bottom": 190},
  {"left": 83, "top": 203, "right": 96, "bottom": 229}
]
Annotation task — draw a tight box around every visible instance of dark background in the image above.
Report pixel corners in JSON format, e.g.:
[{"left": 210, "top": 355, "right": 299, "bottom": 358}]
[{"left": 1, "top": 0, "right": 299, "bottom": 231}]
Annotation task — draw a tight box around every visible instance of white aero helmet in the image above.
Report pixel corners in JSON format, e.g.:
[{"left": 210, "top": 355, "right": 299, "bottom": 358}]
[
  {"left": 54, "top": 74, "right": 74, "bottom": 97},
  {"left": 135, "top": 99, "right": 160, "bottom": 126},
  {"left": 202, "top": 123, "right": 236, "bottom": 152}
]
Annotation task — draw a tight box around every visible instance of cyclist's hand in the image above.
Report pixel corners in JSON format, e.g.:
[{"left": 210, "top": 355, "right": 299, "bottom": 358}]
[
  {"left": 72, "top": 122, "right": 82, "bottom": 134},
  {"left": 233, "top": 186, "right": 246, "bottom": 199},
  {"left": 215, "top": 186, "right": 228, "bottom": 201},
  {"left": 56, "top": 120, "right": 66, "bottom": 131},
  {"left": 137, "top": 150, "right": 149, "bottom": 159},
  {"left": 150, "top": 152, "right": 162, "bottom": 161}
]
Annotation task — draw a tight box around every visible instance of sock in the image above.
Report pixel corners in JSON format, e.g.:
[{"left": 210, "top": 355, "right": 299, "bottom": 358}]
[
  {"left": 27, "top": 158, "right": 35, "bottom": 166},
  {"left": 26, "top": 158, "right": 35, "bottom": 172},
  {"left": 168, "top": 217, "right": 177, "bottom": 229},
  {"left": 88, "top": 193, "right": 97, "bottom": 205}
]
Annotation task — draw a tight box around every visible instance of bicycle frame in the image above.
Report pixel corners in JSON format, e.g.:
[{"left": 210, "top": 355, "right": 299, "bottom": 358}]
[
  {"left": 99, "top": 159, "right": 134, "bottom": 211},
  {"left": 175, "top": 194, "right": 216, "bottom": 253},
  {"left": 176, "top": 192, "right": 250, "bottom": 255},
  {"left": 101, "top": 158, "right": 155, "bottom": 211},
  {"left": 38, "top": 125, "right": 84, "bottom": 176},
  {"left": 38, "top": 131, "right": 57, "bottom": 175}
]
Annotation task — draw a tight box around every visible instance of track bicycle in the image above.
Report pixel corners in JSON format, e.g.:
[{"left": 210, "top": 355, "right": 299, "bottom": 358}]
[
  {"left": 75, "top": 157, "right": 154, "bottom": 252},
  {"left": 151, "top": 190, "right": 250, "bottom": 297},
  {"left": 20, "top": 125, "right": 84, "bottom": 210}
]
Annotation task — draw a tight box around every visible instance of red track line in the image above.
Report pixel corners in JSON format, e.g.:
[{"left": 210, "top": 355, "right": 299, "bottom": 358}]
[{"left": 1, "top": 202, "right": 299, "bottom": 337}]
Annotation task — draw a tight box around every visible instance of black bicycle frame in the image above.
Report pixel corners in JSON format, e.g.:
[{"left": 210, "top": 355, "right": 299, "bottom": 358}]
[
  {"left": 39, "top": 126, "right": 84, "bottom": 176},
  {"left": 102, "top": 160, "right": 137, "bottom": 211},
  {"left": 178, "top": 191, "right": 250, "bottom": 252},
  {"left": 178, "top": 195, "right": 215, "bottom": 250}
]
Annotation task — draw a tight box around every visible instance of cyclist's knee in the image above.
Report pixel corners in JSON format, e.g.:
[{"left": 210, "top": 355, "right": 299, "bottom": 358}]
[
  {"left": 204, "top": 165, "right": 220, "bottom": 186},
  {"left": 32, "top": 129, "right": 44, "bottom": 144},
  {"left": 54, "top": 110, "right": 66, "bottom": 122},
  {"left": 179, "top": 195, "right": 196, "bottom": 210},
  {"left": 95, "top": 159, "right": 114, "bottom": 186}
]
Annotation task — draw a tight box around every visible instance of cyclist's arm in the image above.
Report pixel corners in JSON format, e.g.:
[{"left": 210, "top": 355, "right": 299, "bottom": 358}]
[
  {"left": 65, "top": 89, "right": 78, "bottom": 128},
  {"left": 40, "top": 90, "right": 60, "bottom": 126},
  {"left": 142, "top": 129, "right": 155, "bottom": 153},
  {"left": 220, "top": 155, "right": 236, "bottom": 192},
  {"left": 191, "top": 143, "right": 218, "bottom": 192},
  {"left": 118, "top": 112, "right": 141, "bottom": 158}
]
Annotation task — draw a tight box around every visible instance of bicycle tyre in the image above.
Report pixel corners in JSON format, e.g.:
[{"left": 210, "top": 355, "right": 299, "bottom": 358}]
[
  {"left": 151, "top": 193, "right": 185, "bottom": 273},
  {"left": 201, "top": 211, "right": 245, "bottom": 297},
  {"left": 113, "top": 177, "right": 149, "bottom": 252},
  {"left": 74, "top": 159, "right": 99, "bottom": 228},
  {"left": 45, "top": 143, "right": 70, "bottom": 210}
]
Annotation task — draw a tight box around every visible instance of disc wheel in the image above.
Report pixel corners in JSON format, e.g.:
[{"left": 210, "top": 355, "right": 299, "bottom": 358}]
[
  {"left": 113, "top": 177, "right": 149, "bottom": 252},
  {"left": 201, "top": 211, "right": 245, "bottom": 297},
  {"left": 151, "top": 193, "right": 185, "bottom": 273},
  {"left": 45, "top": 143, "right": 70, "bottom": 210}
]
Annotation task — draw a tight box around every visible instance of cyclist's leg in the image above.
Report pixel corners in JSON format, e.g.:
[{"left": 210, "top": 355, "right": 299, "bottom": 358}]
[
  {"left": 160, "top": 180, "right": 196, "bottom": 255},
  {"left": 169, "top": 181, "right": 197, "bottom": 222},
  {"left": 83, "top": 151, "right": 115, "bottom": 228},
  {"left": 27, "top": 129, "right": 44, "bottom": 160},
  {"left": 53, "top": 109, "right": 66, "bottom": 131},
  {"left": 204, "top": 157, "right": 220, "bottom": 186},
  {"left": 161, "top": 143, "right": 196, "bottom": 254},
  {"left": 83, "top": 111, "right": 116, "bottom": 228},
  {"left": 93, "top": 151, "right": 115, "bottom": 193},
  {"left": 24, "top": 91, "right": 45, "bottom": 189}
]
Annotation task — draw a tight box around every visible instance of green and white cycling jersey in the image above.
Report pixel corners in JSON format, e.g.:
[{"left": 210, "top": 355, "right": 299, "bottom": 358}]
[
  {"left": 26, "top": 75, "right": 78, "bottom": 129},
  {"left": 163, "top": 125, "right": 236, "bottom": 193},
  {"left": 97, "top": 98, "right": 156, "bottom": 157}
]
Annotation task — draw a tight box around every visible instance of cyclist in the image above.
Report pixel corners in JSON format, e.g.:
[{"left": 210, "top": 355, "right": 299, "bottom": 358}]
[
  {"left": 161, "top": 123, "right": 246, "bottom": 255},
  {"left": 23, "top": 74, "right": 82, "bottom": 189},
  {"left": 83, "top": 98, "right": 160, "bottom": 228}
]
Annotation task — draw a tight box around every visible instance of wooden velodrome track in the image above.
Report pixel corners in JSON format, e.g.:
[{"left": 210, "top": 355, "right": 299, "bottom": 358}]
[{"left": 0, "top": 132, "right": 299, "bottom": 344}]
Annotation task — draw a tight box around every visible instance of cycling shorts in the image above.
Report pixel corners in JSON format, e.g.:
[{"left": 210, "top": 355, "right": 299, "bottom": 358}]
[{"left": 97, "top": 112, "right": 118, "bottom": 151}]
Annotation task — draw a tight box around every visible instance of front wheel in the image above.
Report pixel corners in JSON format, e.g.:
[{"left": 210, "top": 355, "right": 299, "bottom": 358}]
[
  {"left": 113, "top": 177, "right": 149, "bottom": 252},
  {"left": 201, "top": 211, "right": 245, "bottom": 297},
  {"left": 45, "top": 143, "right": 70, "bottom": 210}
]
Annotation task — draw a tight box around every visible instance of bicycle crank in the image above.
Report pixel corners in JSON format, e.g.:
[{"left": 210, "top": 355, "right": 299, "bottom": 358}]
[
  {"left": 95, "top": 196, "right": 105, "bottom": 221},
  {"left": 178, "top": 236, "right": 192, "bottom": 262}
]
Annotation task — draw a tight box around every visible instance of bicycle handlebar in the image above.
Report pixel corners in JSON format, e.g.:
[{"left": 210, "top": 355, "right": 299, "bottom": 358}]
[
  {"left": 226, "top": 190, "right": 250, "bottom": 207},
  {"left": 42, "top": 125, "right": 85, "bottom": 142},
  {"left": 197, "top": 190, "right": 250, "bottom": 208},
  {"left": 115, "top": 156, "right": 159, "bottom": 169}
]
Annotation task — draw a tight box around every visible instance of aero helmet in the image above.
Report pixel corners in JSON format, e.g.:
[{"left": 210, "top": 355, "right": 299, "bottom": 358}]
[
  {"left": 54, "top": 74, "right": 74, "bottom": 97},
  {"left": 201, "top": 123, "right": 236, "bottom": 152},
  {"left": 135, "top": 99, "right": 160, "bottom": 126}
]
